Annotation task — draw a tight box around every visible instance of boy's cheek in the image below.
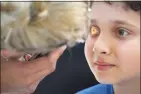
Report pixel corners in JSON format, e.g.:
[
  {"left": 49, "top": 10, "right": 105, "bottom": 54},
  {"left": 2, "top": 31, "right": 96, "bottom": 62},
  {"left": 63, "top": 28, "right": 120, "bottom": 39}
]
[
  {"left": 117, "top": 44, "right": 140, "bottom": 70},
  {"left": 84, "top": 38, "right": 94, "bottom": 63}
]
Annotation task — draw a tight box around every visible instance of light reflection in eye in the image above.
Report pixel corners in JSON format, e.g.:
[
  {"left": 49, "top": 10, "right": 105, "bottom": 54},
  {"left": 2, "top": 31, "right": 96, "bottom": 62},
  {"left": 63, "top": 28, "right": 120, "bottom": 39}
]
[{"left": 90, "top": 26, "right": 100, "bottom": 36}]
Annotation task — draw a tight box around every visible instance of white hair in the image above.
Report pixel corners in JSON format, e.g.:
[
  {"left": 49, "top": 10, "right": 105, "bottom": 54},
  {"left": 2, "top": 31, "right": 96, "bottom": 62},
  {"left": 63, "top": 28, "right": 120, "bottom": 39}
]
[{"left": 1, "top": 2, "right": 88, "bottom": 53}]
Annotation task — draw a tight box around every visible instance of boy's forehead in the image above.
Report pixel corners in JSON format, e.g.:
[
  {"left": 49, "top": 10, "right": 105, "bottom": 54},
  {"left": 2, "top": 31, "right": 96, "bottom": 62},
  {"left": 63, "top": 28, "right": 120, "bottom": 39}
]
[
  {"left": 90, "top": 2, "right": 140, "bottom": 28},
  {"left": 91, "top": 2, "right": 126, "bottom": 10},
  {"left": 90, "top": 2, "right": 127, "bottom": 19},
  {"left": 91, "top": 2, "right": 140, "bottom": 12}
]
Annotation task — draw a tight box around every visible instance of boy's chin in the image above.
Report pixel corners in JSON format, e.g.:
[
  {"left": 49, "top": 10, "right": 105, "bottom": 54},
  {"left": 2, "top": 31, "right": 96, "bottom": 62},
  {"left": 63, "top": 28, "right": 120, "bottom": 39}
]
[{"left": 94, "top": 75, "right": 120, "bottom": 85}]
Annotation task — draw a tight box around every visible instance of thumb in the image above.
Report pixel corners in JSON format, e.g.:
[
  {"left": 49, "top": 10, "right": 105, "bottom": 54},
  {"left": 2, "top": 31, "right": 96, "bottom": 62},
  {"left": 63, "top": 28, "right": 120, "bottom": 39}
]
[{"left": 48, "top": 45, "right": 67, "bottom": 62}]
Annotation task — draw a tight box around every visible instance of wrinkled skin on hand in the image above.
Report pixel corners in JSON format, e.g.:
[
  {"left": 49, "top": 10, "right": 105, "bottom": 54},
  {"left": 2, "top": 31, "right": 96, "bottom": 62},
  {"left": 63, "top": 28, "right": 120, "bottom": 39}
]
[{"left": 1, "top": 45, "right": 66, "bottom": 94}]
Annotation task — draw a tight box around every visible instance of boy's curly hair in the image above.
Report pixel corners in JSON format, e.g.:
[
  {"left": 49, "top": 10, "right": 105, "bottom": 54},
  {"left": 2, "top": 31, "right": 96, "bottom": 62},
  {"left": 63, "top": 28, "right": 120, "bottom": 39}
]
[{"left": 126, "top": 1, "right": 140, "bottom": 12}]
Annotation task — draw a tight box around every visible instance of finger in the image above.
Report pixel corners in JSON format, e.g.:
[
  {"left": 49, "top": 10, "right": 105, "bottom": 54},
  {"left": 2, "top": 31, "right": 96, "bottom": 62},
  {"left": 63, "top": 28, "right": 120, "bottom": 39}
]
[
  {"left": 48, "top": 45, "right": 67, "bottom": 62},
  {"left": 21, "top": 56, "right": 53, "bottom": 75},
  {"left": 22, "top": 45, "right": 66, "bottom": 74}
]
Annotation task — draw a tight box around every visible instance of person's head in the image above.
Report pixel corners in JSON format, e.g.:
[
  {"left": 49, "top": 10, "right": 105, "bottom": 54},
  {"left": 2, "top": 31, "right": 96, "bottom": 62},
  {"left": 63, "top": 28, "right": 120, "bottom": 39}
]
[
  {"left": 85, "top": 1, "right": 140, "bottom": 84},
  {"left": 1, "top": 2, "right": 87, "bottom": 53}
]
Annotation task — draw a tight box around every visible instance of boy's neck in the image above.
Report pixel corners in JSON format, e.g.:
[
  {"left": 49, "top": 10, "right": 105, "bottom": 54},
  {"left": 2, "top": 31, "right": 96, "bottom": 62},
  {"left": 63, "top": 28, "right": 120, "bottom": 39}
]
[{"left": 113, "top": 77, "right": 140, "bottom": 94}]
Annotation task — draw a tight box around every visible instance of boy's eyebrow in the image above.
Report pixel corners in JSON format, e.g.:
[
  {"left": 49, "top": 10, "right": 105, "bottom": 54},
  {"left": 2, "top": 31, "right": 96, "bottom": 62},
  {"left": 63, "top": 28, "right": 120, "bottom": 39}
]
[
  {"left": 112, "top": 20, "right": 137, "bottom": 27},
  {"left": 90, "top": 19, "right": 97, "bottom": 25},
  {"left": 90, "top": 19, "right": 137, "bottom": 27}
]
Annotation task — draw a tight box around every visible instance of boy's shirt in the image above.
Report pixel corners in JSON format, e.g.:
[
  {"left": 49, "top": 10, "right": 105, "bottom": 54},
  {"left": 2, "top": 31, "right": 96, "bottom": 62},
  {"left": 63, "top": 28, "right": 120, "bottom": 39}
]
[{"left": 76, "top": 84, "right": 114, "bottom": 94}]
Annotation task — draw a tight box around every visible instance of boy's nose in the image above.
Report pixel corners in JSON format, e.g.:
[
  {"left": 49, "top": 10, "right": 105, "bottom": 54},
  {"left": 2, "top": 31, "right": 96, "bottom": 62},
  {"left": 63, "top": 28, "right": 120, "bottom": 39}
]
[{"left": 92, "top": 37, "right": 111, "bottom": 56}]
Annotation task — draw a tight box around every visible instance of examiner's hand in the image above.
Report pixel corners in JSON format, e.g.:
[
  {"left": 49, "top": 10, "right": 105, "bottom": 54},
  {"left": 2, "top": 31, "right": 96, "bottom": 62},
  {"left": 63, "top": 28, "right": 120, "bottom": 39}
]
[{"left": 1, "top": 45, "right": 66, "bottom": 94}]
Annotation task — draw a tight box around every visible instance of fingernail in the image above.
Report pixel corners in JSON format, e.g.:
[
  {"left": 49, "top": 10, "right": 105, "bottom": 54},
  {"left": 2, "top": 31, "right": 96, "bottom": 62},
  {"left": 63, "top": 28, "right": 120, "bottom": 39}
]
[{"left": 25, "top": 54, "right": 32, "bottom": 61}]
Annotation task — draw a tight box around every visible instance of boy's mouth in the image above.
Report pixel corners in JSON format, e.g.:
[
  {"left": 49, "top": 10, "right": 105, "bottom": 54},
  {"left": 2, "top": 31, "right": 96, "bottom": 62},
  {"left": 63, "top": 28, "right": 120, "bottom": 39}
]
[
  {"left": 95, "top": 61, "right": 115, "bottom": 66},
  {"left": 93, "top": 61, "right": 116, "bottom": 71}
]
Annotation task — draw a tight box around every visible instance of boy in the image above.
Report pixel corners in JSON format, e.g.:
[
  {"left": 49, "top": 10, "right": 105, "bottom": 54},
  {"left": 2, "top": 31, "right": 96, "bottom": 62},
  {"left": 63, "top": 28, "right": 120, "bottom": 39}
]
[{"left": 77, "top": 1, "right": 140, "bottom": 94}]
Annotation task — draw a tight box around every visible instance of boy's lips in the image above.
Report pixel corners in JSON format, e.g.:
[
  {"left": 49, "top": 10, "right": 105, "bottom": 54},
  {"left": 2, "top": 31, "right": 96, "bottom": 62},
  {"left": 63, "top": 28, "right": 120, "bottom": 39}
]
[
  {"left": 93, "top": 56, "right": 115, "bottom": 65},
  {"left": 93, "top": 60, "right": 116, "bottom": 71},
  {"left": 94, "top": 61, "right": 115, "bottom": 66}
]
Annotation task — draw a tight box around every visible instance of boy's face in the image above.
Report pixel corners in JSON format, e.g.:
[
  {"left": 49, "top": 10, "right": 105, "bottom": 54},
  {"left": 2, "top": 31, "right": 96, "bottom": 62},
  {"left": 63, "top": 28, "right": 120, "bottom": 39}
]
[{"left": 85, "top": 2, "right": 140, "bottom": 84}]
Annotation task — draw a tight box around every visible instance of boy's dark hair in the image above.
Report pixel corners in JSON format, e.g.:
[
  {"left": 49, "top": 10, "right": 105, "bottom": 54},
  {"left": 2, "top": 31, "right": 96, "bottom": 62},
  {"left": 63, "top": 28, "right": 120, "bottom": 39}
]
[{"left": 90, "top": 1, "right": 141, "bottom": 12}]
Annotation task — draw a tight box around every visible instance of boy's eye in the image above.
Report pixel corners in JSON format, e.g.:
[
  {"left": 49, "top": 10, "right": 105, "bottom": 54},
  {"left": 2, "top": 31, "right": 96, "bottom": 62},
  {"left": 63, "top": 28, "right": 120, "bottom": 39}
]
[
  {"left": 116, "top": 28, "right": 129, "bottom": 37},
  {"left": 90, "top": 26, "right": 100, "bottom": 36}
]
